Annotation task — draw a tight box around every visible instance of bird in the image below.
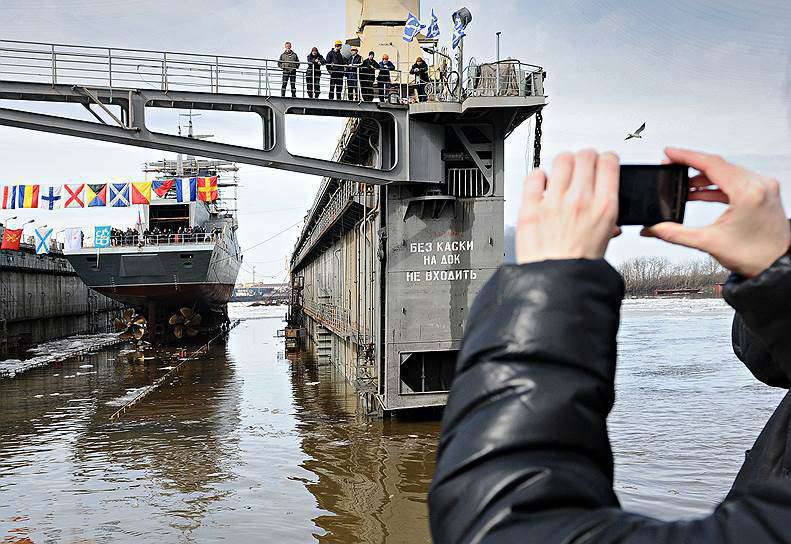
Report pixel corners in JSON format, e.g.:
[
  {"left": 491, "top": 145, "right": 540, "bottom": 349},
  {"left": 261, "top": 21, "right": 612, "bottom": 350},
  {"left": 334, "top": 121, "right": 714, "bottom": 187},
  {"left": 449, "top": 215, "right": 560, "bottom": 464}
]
[{"left": 625, "top": 122, "right": 646, "bottom": 140}]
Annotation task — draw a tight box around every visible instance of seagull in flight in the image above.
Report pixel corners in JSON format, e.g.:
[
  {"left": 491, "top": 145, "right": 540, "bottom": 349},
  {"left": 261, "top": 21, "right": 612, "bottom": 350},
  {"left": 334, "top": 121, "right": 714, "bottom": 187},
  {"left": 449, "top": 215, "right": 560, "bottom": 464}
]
[{"left": 625, "top": 122, "right": 646, "bottom": 140}]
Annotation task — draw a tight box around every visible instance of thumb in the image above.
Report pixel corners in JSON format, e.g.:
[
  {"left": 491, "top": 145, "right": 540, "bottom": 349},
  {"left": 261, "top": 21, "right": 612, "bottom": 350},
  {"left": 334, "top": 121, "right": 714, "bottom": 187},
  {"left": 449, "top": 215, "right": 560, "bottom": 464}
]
[{"left": 640, "top": 222, "right": 708, "bottom": 251}]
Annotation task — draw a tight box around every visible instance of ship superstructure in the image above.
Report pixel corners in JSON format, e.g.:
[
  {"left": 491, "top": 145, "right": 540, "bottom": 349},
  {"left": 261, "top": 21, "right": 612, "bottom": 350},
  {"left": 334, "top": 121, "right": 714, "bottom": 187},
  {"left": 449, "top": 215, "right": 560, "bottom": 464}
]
[{"left": 64, "top": 144, "right": 242, "bottom": 342}]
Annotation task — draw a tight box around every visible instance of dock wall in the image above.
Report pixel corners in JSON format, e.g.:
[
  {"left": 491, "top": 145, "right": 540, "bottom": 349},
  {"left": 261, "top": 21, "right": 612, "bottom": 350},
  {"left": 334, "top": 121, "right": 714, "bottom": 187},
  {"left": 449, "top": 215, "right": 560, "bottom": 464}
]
[{"left": 0, "top": 243, "right": 124, "bottom": 355}]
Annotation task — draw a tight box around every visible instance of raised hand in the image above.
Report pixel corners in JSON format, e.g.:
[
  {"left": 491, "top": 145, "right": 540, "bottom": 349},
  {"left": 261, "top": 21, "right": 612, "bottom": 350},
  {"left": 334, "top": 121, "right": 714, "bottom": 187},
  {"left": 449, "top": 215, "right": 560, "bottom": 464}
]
[
  {"left": 641, "top": 148, "right": 789, "bottom": 277},
  {"left": 517, "top": 150, "right": 620, "bottom": 264}
]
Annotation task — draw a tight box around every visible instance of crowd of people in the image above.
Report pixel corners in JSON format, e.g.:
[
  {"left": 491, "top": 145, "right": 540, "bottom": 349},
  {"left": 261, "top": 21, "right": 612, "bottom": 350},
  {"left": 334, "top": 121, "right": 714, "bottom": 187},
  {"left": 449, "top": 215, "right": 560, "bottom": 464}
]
[
  {"left": 278, "top": 41, "right": 430, "bottom": 102},
  {"left": 110, "top": 225, "right": 215, "bottom": 246}
]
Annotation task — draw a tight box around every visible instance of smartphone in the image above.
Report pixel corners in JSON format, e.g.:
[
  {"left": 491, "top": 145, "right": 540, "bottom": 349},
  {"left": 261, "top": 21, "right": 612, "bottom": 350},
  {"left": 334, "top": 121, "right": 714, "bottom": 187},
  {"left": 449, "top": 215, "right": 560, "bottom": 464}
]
[{"left": 617, "top": 164, "right": 689, "bottom": 226}]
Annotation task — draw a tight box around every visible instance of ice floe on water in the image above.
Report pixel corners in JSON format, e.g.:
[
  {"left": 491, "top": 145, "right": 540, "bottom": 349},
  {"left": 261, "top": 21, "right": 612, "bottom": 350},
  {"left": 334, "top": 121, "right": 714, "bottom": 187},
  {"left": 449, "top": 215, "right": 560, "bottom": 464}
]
[
  {"left": 228, "top": 302, "right": 287, "bottom": 322},
  {"left": 0, "top": 333, "right": 123, "bottom": 379},
  {"left": 105, "top": 387, "right": 148, "bottom": 407}
]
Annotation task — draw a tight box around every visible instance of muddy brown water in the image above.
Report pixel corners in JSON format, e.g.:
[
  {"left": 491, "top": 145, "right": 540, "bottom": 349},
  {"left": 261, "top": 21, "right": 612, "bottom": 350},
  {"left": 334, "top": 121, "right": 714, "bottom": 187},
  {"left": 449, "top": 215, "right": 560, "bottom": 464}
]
[{"left": 0, "top": 301, "right": 786, "bottom": 542}]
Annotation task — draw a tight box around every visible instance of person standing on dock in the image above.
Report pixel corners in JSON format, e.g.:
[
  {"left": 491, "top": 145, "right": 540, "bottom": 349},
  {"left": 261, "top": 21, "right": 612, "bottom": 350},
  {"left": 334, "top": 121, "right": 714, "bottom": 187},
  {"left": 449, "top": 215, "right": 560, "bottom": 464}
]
[
  {"left": 410, "top": 57, "right": 430, "bottom": 102},
  {"left": 377, "top": 54, "right": 395, "bottom": 102},
  {"left": 429, "top": 148, "right": 791, "bottom": 542},
  {"left": 278, "top": 42, "right": 299, "bottom": 98},
  {"left": 359, "top": 51, "right": 379, "bottom": 102},
  {"left": 326, "top": 41, "right": 346, "bottom": 100},
  {"left": 345, "top": 47, "right": 362, "bottom": 101},
  {"left": 305, "top": 47, "right": 325, "bottom": 99}
]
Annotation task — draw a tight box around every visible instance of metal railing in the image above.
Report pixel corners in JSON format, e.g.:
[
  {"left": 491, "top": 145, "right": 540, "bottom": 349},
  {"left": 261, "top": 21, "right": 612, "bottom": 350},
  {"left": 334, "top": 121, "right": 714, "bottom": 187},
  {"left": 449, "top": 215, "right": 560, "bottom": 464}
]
[
  {"left": 0, "top": 39, "right": 409, "bottom": 101},
  {"left": 107, "top": 233, "right": 217, "bottom": 247},
  {"left": 303, "top": 300, "right": 350, "bottom": 337},
  {"left": 293, "top": 180, "right": 361, "bottom": 266},
  {"left": 447, "top": 168, "right": 491, "bottom": 198},
  {"left": 463, "top": 60, "right": 545, "bottom": 98},
  {"left": 0, "top": 40, "right": 545, "bottom": 103}
]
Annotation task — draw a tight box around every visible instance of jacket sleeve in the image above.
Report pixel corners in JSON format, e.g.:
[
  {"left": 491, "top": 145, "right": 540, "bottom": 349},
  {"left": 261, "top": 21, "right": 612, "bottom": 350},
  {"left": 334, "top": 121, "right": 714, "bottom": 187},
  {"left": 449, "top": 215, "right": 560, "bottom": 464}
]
[
  {"left": 429, "top": 259, "right": 791, "bottom": 544},
  {"left": 726, "top": 255, "right": 791, "bottom": 388}
]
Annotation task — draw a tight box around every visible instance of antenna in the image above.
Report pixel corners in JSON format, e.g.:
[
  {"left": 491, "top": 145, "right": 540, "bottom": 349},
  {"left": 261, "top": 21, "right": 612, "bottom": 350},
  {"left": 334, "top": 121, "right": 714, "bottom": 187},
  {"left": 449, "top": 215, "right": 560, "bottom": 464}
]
[{"left": 177, "top": 110, "right": 214, "bottom": 172}]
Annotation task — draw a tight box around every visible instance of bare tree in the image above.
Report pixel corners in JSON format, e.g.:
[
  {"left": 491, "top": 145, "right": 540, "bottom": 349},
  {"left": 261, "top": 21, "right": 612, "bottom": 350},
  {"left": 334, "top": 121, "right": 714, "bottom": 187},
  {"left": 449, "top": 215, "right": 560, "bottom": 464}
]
[{"left": 616, "top": 256, "right": 728, "bottom": 296}]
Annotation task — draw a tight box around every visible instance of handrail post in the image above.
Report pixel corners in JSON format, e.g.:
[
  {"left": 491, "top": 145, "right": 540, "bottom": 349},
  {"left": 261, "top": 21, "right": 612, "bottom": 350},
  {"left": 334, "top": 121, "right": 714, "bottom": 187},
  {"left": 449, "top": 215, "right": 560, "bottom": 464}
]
[
  {"left": 108, "top": 48, "right": 113, "bottom": 89},
  {"left": 215, "top": 56, "right": 219, "bottom": 92},
  {"left": 264, "top": 60, "right": 270, "bottom": 96},
  {"left": 161, "top": 52, "right": 167, "bottom": 91},
  {"left": 258, "top": 67, "right": 262, "bottom": 96},
  {"left": 51, "top": 44, "right": 57, "bottom": 86}
]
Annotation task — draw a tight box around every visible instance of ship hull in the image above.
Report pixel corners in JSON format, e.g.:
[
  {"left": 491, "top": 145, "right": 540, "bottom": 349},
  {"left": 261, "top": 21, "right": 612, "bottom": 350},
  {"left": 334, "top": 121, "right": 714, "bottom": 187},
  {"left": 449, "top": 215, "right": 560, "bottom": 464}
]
[{"left": 65, "top": 240, "right": 241, "bottom": 340}]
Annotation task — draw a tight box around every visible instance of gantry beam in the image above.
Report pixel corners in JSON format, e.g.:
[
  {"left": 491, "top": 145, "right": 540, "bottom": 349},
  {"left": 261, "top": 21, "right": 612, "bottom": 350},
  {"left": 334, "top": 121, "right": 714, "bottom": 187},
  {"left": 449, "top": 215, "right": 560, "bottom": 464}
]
[{"left": 0, "top": 81, "right": 416, "bottom": 185}]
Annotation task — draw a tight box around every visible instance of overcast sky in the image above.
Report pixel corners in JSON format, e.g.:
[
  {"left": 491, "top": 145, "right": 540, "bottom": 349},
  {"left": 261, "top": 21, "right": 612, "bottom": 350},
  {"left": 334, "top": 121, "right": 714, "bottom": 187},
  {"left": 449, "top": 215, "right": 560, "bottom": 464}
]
[{"left": 0, "top": 0, "right": 789, "bottom": 281}]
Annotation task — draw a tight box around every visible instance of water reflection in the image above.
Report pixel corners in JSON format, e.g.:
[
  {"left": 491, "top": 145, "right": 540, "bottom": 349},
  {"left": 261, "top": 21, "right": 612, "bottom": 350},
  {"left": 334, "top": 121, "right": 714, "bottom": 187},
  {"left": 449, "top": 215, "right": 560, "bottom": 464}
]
[
  {"left": 290, "top": 357, "right": 437, "bottom": 544},
  {"left": 4, "top": 300, "right": 768, "bottom": 543},
  {"left": 0, "top": 342, "right": 243, "bottom": 542}
]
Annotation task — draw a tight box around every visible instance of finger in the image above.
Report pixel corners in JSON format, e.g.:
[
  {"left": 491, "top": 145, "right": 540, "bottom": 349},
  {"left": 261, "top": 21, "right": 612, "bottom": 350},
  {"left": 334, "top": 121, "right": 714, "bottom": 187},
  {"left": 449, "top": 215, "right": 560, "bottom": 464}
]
[
  {"left": 689, "top": 174, "right": 716, "bottom": 188},
  {"left": 594, "top": 151, "right": 620, "bottom": 206},
  {"left": 664, "top": 147, "right": 747, "bottom": 194},
  {"left": 640, "top": 222, "right": 708, "bottom": 251},
  {"left": 521, "top": 169, "right": 547, "bottom": 207},
  {"left": 566, "top": 149, "right": 597, "bottom": 201},
  {"left": 689, "top": 189, "right": 729, "bottom": 204},
  {"left": 546, "top": 152, "right": 574, "bottom": 199},
  {"left": 611, "top": 226, "right": 622, "bottom": 238}
]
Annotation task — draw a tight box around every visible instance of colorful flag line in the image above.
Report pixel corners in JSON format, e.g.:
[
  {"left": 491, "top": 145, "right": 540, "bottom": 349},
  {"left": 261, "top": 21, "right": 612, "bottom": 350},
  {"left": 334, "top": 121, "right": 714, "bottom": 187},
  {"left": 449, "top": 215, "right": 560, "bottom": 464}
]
[{"left": 0, "top": 177, "right": 219, "bottom": 210}]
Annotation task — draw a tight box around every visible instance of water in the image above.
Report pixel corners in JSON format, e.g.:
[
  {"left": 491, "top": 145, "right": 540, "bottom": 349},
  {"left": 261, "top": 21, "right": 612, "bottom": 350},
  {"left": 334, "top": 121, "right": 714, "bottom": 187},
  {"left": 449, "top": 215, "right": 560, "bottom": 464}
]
[{"left": 0, "top": 300, "right": 785, "bottom": 542}]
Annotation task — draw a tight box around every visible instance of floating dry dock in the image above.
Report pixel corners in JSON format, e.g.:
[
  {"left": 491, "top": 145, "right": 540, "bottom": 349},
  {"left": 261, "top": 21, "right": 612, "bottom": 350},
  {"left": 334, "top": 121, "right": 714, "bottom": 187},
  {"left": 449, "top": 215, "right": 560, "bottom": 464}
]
[{"left": 0, "top": 4, "right": 547, "bottom": 413}]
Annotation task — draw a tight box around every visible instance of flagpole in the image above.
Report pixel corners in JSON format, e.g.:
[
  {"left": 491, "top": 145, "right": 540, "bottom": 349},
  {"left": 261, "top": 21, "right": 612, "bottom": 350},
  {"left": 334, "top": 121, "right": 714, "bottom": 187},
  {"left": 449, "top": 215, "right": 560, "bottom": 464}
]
[{"left": 496, "top": 31, "right": 501, "bottom": 96}]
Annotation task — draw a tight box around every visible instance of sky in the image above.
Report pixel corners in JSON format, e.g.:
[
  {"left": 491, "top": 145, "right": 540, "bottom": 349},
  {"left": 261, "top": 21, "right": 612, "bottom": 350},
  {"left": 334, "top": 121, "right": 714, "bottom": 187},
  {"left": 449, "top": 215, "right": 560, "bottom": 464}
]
[{"left": 0, "top": 0, "right": 789, "bottom": 282}]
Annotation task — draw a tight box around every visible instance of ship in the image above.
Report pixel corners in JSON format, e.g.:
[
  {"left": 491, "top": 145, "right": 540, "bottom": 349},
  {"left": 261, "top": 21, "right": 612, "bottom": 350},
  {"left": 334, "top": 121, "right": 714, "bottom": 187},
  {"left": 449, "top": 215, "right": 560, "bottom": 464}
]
[{"left": 64, "top": 119, "right": 242, "bottom": 342}]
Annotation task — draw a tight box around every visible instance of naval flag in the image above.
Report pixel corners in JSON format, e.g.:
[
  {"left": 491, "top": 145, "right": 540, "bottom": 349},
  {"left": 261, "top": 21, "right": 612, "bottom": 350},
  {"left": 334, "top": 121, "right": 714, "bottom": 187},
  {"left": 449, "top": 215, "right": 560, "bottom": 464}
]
[
  {"left": 86, "top": 184, "right": 107, "bottom": 207},
  {"left": 176, "top": 177, "right": 197, "bottom": 203},
  {"left": 109, "top": 183, "right": 130, "bottom": 207},
  {"left": 197, "top": 176, "right": 218, "bottom": 202},
  {"left": 152, "top": 179, "right": 175, "bottom": 199},
  {"left": 34, "top": 227, "right": 54, "bottom": 255},
  {"left": 1, "top": 228, "right": 22, "bottom": 251},
  {"left": 17, "top": 184, "right": 40, "bottom": 208},
  {"left": 64, "top": 184, "right": 85, "bottom": 208},
  {"left": 426, "top": 9, "right": 440, "bottom": 39},
  {"left": 94, "top": 225, "right": 111, "bottom": 248},
  {"left": 39, "top": 186, "right": 62, "bottom": 210},
  {"left": 452, "top": 14, "right": 467, "bottom": 49},
  {"left": 131, "top": 182, "right": 151, "bottom": 204},
  {"left": 403, "top": 12, "right": 425, "bottom": 42},
  {"left": 1, "top": 186, "right": 15, "bottom": 209},
  {"left": 64, "top": 227, "right": 82, "bottom": 250}
]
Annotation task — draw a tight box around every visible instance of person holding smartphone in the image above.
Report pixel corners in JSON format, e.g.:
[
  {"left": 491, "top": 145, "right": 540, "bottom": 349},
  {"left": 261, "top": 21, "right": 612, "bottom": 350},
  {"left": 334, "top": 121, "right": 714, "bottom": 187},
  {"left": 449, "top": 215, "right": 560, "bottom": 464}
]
[{"left": 429, "top": 148, "right": 791, "bottom": 543}]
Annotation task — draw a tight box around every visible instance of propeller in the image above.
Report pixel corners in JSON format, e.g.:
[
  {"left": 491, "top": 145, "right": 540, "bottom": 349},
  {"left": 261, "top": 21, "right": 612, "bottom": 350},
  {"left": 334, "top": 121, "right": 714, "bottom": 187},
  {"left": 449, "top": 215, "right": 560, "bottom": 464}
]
[
  {"left": 168, "top": 307, "right": 202, "bottom": 338},
  {"left": 115, "top": 309, "right": 147, "bottom": 341}
]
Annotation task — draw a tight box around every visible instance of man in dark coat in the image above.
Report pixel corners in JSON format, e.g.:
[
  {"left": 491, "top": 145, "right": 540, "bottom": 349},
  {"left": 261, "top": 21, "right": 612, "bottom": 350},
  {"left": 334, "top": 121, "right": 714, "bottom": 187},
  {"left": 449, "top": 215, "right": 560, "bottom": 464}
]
[
  {"left": 278, "top": 41, "right": 299, "bottom": 98},
  {"left": 305, "top": 47, "right": 325, "bottom": 99},
  {"left": 326, "top": 41, "right": 345, "bottom": 100},
  {"left": 429, "top": 148, "right": 791, "bottom": 543},
  {"left": 345, "top": 47, "right": 362, "bottom": 101},
  {"left": 409, "top": 56, "right": 430, "bottom": 102},
  {"left": 377, "top": 54, "right": 395, "bottom": 102},
  {"left": 359, "top": 51, "right": 379, "bottom": 102}
]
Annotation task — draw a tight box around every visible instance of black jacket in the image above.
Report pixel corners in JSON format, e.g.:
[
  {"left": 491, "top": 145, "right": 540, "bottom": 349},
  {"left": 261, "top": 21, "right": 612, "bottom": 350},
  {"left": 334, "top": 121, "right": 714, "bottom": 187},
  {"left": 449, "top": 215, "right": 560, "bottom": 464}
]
[
  {"left": 305, "top": 52, "right": 325, "bottom": 77},
  {"left": 429, "top": 256, "right": 791, "bottom": 543},
  {"left": 410, "top": 61, "right": 429, "bottom": 82},
  {"left": 326, "top": 49, "right": 345, "bottom": 73},
  {"left": 360, "top": 58, "right": 379, "bottom": 77},
  {"left": 346, "top": 53, "right": 362, "bottom": 78},
  {"left": 378, "top": 60, "right": 395, "bottom": 81}
]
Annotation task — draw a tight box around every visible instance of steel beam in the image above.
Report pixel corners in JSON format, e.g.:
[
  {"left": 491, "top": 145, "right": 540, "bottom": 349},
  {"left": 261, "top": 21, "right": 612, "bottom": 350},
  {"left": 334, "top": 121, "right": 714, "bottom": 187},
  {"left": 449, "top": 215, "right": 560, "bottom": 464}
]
[{"left": 0, "top": 81, "right": 419, "bottom": 185}]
